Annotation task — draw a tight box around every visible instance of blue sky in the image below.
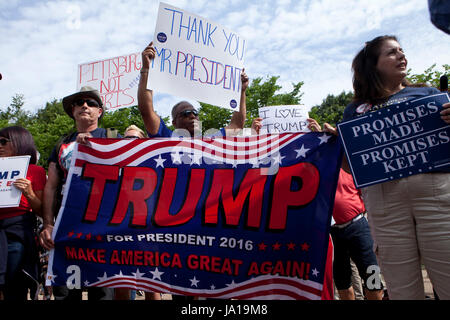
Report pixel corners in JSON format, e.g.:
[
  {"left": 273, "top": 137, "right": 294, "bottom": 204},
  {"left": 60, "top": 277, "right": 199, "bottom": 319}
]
[{"left": 0, "top": 0, "right": 449, "bottom": 120}]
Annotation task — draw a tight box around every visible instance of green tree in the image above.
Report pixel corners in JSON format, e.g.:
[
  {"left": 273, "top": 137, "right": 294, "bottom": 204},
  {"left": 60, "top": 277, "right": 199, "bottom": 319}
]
[
  {"left": 26, "top": 99, "right": 75, "bottom": 167},
  {"left": 197, "top": 76, "right": 304, "bottom": 131},
  {"left": 245, "top": 76, "right": 304, "bottom": 127},
  {"left": 101, "top": 106, "right": 145, "bottom": 134},
  {"left": 0, "top": 94, "right": 31, "bottom": 127},
  {"left": 309, "top": 91, "right": 354, "bottom": 127},
  {"left": 101, "top": 106, "right": 172, "bottom": 135},
  {"left": 407, "top": 64, "right": 450, "bottom": 89}
]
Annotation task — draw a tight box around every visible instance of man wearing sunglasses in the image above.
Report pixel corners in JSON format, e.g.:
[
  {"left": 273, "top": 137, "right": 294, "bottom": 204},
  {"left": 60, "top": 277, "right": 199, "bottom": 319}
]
[
  {"left": 138, "top": 42, "right": 249, "bottom": 138},
  {"left": 39, "top": 86, "right": 115, "bottom": 300}
]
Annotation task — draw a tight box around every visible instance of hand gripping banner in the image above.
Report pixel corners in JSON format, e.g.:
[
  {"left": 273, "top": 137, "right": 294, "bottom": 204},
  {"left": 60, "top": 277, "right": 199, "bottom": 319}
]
[{"left": 47, "top": 132, "right": 342, "bottom": 300}]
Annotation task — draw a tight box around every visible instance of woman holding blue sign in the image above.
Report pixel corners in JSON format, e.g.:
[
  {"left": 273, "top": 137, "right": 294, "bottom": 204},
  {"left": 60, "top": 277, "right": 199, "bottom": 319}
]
[
  {"left": 0, "top": 126, "right": 46, "bottom": 300},
  {"left": 342, "top": 35, "right": 450, "bottom": 300}
]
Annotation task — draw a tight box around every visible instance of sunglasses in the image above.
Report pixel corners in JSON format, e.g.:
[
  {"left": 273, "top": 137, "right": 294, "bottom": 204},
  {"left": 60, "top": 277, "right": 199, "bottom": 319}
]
[
  {"left": 73, "top": 98, "right": 100, "bottom": 108},
  {"left": 0, "top": 137, "right": 10, "bottom": 146},
  {"left": 124, "top": 135, "right": 140, "bottom": 139},
  {"left": 177, "top": 109, "right": 199, "bottom": 118}
]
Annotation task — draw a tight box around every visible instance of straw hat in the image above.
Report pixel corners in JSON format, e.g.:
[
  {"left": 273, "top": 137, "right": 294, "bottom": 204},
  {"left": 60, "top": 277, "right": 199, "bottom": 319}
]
[{"left": 62, "top": 86, "right": 104, "bottom": 119}]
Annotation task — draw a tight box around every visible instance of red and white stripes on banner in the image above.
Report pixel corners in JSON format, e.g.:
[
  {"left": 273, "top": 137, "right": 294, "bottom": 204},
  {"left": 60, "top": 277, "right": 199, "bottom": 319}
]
[
  {"left": 91, "top": 274, "right": 323, "bottom": 300},
  {"left": 74, "top": 133, "right": 305, "bottom": 168}
]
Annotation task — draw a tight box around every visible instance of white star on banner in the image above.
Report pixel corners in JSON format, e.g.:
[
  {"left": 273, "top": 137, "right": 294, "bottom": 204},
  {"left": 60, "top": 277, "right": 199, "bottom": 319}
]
[
  {"left": 190, "top": 276, "right": 200, "bottom": 287},
  {"left": 312, "top": 268, "right": 320, "bottom": 277},
  {"left": 84, "top": 280, "right": 90, "bottom": 286},
  {"left": 98, "top": 272, "right": 108, "bottom": 282},
  {"left": 150, "top": 267, "right": 164, "bottom": 281},
  {"left": 295, "top": 145, "right": 310, "bottom": 158},
  {"left": 132, "top": 269, "right": 146, "bottom": 278},
  {"left": 154, "top": 155, "right": 166, "bottom": 168},
  {"left": 318, "top": 133, "right": 332, "bottom": 145},
  {"left": 210, "top": 284, "right": 216, "bottom": 290},
  {"left": 271, "top": 153, "right": 285, "bottom": 165},
  {"left": 190, "top": 152, "right": 202, "bottom": 166},
  {"left": 171, "top": 151, "right": 182, "bottom": 164},
  {"left": 115, "top": 271, "right": 125, "bottom": 277},
  {"left": 226, "top": 280, "right": 237, "bottom": 287}
]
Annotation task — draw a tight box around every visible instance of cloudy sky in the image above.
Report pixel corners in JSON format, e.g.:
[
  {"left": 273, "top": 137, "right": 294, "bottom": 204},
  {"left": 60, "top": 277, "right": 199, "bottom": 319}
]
[{"left": 0, "top": 0, "right": 449, "bottom": 119}]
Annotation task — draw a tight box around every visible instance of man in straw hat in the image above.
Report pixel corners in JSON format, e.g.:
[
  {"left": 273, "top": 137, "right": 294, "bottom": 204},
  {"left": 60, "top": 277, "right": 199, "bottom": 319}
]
[{"left": 39, "top": 86, "right": 115, "bottom": 300}]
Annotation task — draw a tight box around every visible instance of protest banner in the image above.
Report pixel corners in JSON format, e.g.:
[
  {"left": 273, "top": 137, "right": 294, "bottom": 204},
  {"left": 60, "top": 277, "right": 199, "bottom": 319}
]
[
  {"left": 259, "top": 105, "right": 310, "bottom": 133},
  {"left": 148, "top": 2, "right": 245, "bottom": 111},
  {"left": 46, "top": 132, "right": 341, "bottom": 300},
  {"left": 338, "top": 93, "right": 450, "bottom": 188},
  {"left": 77, "top": 52, "right": 142, "bottom": 112},
  {"left": 0, "top": 156, "right": 30, "bottom": 208}
]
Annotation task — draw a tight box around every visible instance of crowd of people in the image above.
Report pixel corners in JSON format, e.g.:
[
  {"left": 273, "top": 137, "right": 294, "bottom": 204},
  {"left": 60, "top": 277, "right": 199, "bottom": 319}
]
[{"left": 1, "top": 34, "right": 450, "bottom": 300}]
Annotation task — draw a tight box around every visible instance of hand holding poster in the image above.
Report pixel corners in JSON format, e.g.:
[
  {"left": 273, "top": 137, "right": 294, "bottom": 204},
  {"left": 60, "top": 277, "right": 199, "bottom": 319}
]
[
  {"left": 0, "top": 156, "right": 30, "bottom": 208},
  {"left": 259, "top": 105, "right": 310, "bottom": 133},
  {"left": 338, "top": 93, "right": 450, "bottom": 188},
  {"left": 47, "top": 133, "right": 341, "bottom": 299},
  {"left": 148, "top": 2, "right": 245, "bottom": 111},
  {"left": 77, "top": 53, "right": 142, "bottom": 112}
]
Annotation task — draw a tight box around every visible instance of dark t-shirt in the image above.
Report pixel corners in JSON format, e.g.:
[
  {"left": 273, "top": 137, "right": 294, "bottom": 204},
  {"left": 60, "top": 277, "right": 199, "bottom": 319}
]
[{"left": 48, "top": 128, "right": 109, "bottom": 180}]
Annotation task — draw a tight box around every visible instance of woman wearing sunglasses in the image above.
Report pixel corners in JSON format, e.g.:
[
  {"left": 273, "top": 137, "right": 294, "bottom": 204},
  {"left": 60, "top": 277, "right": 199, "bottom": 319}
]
[{"left": 0, "top": 126, "right": 46, "bottom": 300}]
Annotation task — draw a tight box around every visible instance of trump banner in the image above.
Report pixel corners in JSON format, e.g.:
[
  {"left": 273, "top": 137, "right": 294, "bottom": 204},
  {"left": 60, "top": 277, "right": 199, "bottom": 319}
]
[
  {"left": 148, "top": 2, "right": 245, "bottom": 111},
  {"left": 47, "top": 132, "right": 341, "bottom": 300},
  {"left": 338, "top": 93, "right": 450, "bottom": 188}
]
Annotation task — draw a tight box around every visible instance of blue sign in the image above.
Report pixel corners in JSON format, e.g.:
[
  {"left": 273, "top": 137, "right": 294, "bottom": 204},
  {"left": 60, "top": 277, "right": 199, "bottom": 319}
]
[
  {"left": 338, "top": 93, "right": 450, "bottom": 188},
  {"left": 47, "top": 133, "right": 341, "bottom": 299}
]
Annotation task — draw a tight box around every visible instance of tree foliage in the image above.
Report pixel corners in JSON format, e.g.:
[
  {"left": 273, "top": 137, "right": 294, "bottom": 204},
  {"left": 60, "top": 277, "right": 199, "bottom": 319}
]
[
  {"left": 309, "top": 91, "right": 354, "bottom": 127},
  {"left": 407, "top": 64, "right": 450, "bottom": 89},
  {"left": 1, "top": 64, "right": 446, "bottom": 170},
  {"left": 198, "top": 76, "right": 304, "bottom": 132}
]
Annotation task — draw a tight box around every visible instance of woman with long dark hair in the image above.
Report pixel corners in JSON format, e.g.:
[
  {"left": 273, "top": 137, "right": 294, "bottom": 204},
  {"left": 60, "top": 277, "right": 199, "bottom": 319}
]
[
  {"left": 0, "top": 126, "right": 46, "bottom": 300},
  {"left": 342, "top": 35, "right": 450, "bottom": 299}
]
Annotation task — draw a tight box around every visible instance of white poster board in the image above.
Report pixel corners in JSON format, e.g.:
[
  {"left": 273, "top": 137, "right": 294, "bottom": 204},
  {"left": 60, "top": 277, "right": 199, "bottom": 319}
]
[
  {"left": 0, "top": 156, "right": 30, "bottom": 208},
  {"left": 258, "top": 105, "right": 311, "bottom": 133},
  {"left": 149, "top": 2, "right": 246, "bottom": 111},
  {"left": 77, "top": 52, "right": 142, "bottom": 112}
]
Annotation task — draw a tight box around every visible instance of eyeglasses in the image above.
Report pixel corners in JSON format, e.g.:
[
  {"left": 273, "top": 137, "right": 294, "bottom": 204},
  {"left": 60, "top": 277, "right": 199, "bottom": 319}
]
[
  {"left": 73, "top": 98, "right": 100, "bottom": 108},
  {"left": 124, "top": 135, "right": 140, "bottom": 139},
  {"left": 0, "top": 137, "right": 10, "bottom": 146},
  {"left": 177, "top": 109, "right": 199, "bottom": 118}
]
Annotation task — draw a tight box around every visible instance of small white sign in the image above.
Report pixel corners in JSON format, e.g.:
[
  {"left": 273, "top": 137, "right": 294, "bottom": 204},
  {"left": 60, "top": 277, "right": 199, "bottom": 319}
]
[
  {"left": 0, "top": 156, "right": 30, "bottom": 208},
  {"left": 77, "top": 52, "right": 142, "bottom": 112},
  {"left": 259, "top": 105, "right": 310, "bottom": 133},
  {"left": 149, "top": 2, "right": 246, "bottom": 111}
]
